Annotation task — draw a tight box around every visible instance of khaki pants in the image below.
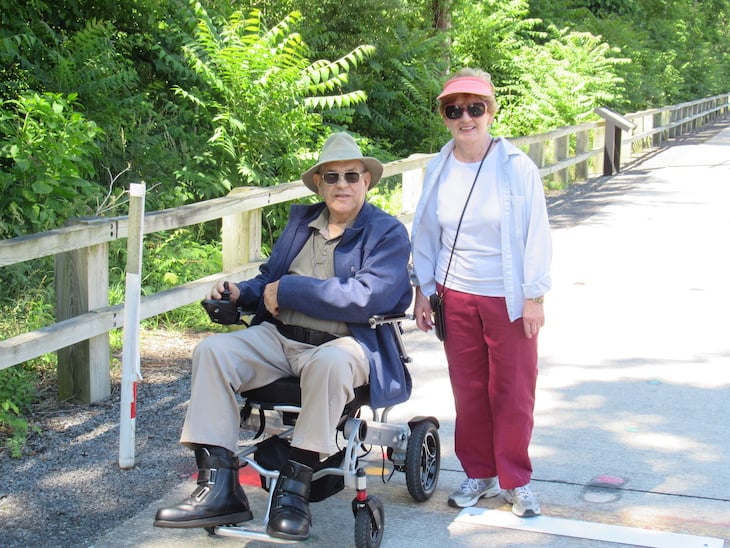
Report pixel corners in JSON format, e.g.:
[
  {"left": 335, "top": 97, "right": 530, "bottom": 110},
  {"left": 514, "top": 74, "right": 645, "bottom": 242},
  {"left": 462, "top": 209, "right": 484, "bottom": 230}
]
[{"left": 181, "top": 321, "right": 369, "bottom": 455}]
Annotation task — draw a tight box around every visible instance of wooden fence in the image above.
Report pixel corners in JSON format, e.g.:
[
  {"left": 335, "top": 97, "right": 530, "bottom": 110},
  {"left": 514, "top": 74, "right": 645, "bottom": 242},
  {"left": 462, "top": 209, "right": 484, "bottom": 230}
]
[{"left": 1, "top": 94, "right": 728, "bottom": 403}]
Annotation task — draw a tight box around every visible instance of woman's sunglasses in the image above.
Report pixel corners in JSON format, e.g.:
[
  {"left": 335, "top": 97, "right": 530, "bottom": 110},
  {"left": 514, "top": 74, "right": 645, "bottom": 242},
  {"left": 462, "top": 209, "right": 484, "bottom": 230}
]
[
  {"left": 321, "top": 171, "right": 365, "bottom": 184},
  {"left": 444, "top": 102, "right": 488, "bottom": 120}
]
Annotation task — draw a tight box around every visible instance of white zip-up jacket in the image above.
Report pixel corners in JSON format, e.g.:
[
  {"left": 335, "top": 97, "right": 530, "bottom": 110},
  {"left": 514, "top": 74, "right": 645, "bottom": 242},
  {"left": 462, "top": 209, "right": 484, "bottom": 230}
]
[{"left": 411, "top": 137, "right": 552, "bottom": 322}]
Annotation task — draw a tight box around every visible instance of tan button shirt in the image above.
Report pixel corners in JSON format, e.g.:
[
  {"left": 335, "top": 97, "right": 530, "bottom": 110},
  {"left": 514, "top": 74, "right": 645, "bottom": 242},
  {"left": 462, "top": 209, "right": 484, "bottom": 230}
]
[{"left": 276, "top": 209, "right": 351, "bottom": 336}]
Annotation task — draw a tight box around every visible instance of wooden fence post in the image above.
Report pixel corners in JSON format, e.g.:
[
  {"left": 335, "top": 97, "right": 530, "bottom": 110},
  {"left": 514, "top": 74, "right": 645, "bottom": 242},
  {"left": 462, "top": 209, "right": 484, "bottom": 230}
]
[
  {"left": 652, "top": 112, "right": 664, "bottom": 147},
  {"left": 222, "top": 187, "right": 263, "bottom": 270},
  {"left": 55, "top": 219, "right": 110, "bottom": 403},
  {"left": 401, "top": 163, "right": 425, "bottom": 215},
  {"left": 528, "top": 141, "right": 544, "bottom": 170},
  {"left": 555, "top": 135, "right": 569, "bottom": 186},
  {"left": 575, "top": 129, "right": 589, "bottom": 181},
  {"left": 594, "top": 107, "right": 636, "bottom": 176},
  {"left": 670, "top": 108, "right": 677, "bottom": 134}
]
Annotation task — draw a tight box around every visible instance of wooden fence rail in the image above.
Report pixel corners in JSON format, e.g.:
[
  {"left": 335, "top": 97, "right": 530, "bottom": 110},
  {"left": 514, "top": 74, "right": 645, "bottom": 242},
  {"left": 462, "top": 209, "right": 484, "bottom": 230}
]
[{"left": 1, "top": 95, "right": 728, "bottom": 403}]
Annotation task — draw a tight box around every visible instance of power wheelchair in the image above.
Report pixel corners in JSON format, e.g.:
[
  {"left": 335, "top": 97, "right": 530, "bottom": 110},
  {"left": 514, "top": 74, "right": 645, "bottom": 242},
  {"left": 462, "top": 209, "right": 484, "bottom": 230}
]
[{"left": 201, "top": 296, "right": 441, "bottom": 547}]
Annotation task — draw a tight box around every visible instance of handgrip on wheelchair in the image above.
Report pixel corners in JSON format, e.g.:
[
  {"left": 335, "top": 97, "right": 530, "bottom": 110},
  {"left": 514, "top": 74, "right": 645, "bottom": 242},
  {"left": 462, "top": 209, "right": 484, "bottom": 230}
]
[
  {"left": 201, "top": 282, "right": 249, "bottom": 325},
  {"left": 368, "top": 313, "right": 412, "bottom": 328}
]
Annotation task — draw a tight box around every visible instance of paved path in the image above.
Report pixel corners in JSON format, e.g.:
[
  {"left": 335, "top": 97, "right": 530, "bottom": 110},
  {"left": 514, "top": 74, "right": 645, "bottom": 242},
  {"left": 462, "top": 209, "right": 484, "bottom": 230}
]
[{"left": 96, "top": 120, "right": 730, "bottom": 547}]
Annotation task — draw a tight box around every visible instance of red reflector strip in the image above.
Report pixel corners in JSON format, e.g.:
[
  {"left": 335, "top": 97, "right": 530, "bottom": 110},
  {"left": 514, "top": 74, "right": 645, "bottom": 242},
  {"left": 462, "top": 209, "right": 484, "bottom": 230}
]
[{"left": 131, "top": 382, "right": 137, "bottom": 419}]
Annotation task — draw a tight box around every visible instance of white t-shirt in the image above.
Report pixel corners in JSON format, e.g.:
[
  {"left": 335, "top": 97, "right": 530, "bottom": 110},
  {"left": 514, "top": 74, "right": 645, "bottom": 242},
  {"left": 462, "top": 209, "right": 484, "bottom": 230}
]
[{"left": 436, "top": 153, "right": 505, "bottom": 297}]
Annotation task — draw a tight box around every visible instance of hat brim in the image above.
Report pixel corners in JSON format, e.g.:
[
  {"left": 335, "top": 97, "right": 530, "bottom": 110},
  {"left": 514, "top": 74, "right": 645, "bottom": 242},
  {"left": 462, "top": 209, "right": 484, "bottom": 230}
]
[
  {"left": 301, "top": 157, "right": 383, "bottom": 193},
  {"left": 437, "top": 76, "right": 495, "bottom": 101}
]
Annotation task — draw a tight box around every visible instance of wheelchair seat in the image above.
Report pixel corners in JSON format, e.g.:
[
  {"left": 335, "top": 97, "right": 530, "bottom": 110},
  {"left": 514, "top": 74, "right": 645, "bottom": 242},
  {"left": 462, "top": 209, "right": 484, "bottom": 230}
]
[{"left": 241, "top": 376, "right": 370, "bottom": 414}]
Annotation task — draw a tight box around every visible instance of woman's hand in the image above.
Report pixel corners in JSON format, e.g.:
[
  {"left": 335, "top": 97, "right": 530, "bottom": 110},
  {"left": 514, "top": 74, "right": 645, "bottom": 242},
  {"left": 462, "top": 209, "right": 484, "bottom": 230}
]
[
  {"left": 413, "top": 287, "right": 434, "bottom": 333},
  {"left": 522, "top": 298, "right": 545, "bottom": 339}
]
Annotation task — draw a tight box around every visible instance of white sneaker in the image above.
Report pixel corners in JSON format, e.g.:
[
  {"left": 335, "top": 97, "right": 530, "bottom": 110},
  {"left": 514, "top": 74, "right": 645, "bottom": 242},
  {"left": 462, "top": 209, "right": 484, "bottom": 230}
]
[
  {"left": 448, "top": 477, "right": 501, "bottom": 508},
  {"left": 504, "top": 484, "right": 541, "bottom": 517}
]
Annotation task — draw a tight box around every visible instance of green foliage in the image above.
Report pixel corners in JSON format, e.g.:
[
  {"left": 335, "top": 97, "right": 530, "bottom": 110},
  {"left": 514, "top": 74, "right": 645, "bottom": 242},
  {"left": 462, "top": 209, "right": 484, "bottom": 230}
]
[
  {"left": 299, "top": 45, "right": 375, "bottom": 110},
  {"left": 584, "top": 0, "right": 638, "bottom": 17},
  {"left": 0, "top": 0, "right": 58, "bottom": 96},
  {"left": 350, "top": 23, "right": 448, "bottom": 154},
  {"left": 44, "top": 11, "right": 220, "bottom": 214},
  {"left": 49, "top": 19, "right": 145, "bottom": 193},
  {"left": 448, "top": 0, "right": 627, "bottom": 137},
  {"left": 52, "top": 20, "right": 140, "bottom": 129},
  {"left": 174, "top": 7, "right": 373, "bottom": 192},
  {"left": 367, "top": 178, "right": 403, "bottom": 216},
  {"left": 0, "top": 366, "right": 40, "bottom": 458},
  {"left": 451, "top": 0, "right": 543, "bottom": 86},
  {"left": 496, "top": 27, "right": 628, "bottom": 135},
  {"left": 527, "top": 0, "right": 730, "bottom": 109},
  {"left": 0, "top": 92, "right": 104, "bottom": 238},
  {"left": 0, "top": 275, "right": 54, "bottom": 458},
  {"left": 264, "top": 0, "right": 450, "bottom": 155}
]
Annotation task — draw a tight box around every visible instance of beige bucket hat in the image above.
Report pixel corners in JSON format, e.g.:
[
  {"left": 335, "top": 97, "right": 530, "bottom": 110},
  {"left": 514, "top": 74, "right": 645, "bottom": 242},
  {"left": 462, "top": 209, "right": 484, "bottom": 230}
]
[{"left": 301, "top": 132, "right": 384, "bottom": 193}]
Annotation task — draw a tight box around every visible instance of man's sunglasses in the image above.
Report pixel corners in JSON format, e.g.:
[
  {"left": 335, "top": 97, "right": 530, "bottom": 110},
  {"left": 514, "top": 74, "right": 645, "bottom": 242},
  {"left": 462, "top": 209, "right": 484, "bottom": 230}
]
[
  {"left": 321, "top": 171, "right": 365, "bottom": 185},
  {"left": 444, "top": 102, "right": 488, "bottom": 120}
]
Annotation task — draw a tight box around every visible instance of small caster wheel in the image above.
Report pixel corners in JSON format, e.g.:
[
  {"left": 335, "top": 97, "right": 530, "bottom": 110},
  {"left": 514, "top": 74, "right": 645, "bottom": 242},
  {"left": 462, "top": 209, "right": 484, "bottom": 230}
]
[
  {"left": 354, "top": 496, "right": 384, "bottom": 548},
  {"left": 405, "top": 420, "right": 440, "bottom": 501},
  {"left": 204, "top": 526, "right": 217, "bottom": 536}
]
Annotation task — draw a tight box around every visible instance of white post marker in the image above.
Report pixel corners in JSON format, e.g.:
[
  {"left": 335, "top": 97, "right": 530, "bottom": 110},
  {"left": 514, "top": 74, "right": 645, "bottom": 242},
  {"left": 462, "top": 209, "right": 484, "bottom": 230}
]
[{"left": 119, "top": 182, "right": 146, "bottom": 469}]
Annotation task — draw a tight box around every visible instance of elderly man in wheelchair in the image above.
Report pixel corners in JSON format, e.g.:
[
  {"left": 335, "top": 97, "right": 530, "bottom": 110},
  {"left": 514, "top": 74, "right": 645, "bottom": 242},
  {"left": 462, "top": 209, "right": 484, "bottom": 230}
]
[{"left": 153, "top": 133, "right": 438, "bottom": 544}]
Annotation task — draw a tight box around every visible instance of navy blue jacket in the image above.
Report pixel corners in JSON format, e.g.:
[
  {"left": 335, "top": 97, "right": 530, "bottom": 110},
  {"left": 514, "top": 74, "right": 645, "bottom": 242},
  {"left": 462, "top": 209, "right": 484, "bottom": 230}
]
[{"left": 235, "top": 202, "right": 413, "bottom": 409}]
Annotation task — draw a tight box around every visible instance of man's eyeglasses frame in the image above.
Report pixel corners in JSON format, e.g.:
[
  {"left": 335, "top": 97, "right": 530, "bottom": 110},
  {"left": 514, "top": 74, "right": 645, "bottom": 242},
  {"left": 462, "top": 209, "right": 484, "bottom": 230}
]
[{"left": 320, "top": 171, "right": 366, "bottom": 185}]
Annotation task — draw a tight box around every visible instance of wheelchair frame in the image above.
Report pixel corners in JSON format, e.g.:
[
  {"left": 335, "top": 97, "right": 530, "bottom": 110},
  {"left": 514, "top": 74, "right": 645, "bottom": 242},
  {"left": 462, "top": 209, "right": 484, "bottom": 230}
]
[{"left": 209, "top": 314, "right": 441, "bottom": 547}]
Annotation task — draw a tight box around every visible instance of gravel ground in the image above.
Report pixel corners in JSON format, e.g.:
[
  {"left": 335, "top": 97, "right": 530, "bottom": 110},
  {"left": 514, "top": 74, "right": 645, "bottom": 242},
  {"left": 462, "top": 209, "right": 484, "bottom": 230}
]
[{"left": 0, "top": 329, "right": 206, "bottom": 548}]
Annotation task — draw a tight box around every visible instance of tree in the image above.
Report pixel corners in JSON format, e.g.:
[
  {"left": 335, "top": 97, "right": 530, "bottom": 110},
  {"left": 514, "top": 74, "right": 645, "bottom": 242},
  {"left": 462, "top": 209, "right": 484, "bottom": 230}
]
[
  {"left": 174, "top": 7, "right": 375, "bottom": 190},
  {"left": 498, "top": 27, "right": 627, "bottom": 135},
  {"left": 0, "top": 92, "right": 103, "bottom": 238}
]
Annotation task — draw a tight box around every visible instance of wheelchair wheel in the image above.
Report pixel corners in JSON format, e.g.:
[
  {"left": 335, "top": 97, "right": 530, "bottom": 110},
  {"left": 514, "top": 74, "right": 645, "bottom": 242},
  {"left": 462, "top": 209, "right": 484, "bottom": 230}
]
[
  {"left": 405, "top": 420, "right": 440, "bottom": 502},
  {"left": 354, "top": 496, "right": 384, "bottom": 548}
]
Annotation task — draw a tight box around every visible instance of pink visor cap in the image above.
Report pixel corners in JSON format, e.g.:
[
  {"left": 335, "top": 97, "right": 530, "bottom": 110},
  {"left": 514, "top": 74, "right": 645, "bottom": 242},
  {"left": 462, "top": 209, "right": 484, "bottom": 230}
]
[{"left": 437, "top": 76, "right": 494, "bottom": 100}]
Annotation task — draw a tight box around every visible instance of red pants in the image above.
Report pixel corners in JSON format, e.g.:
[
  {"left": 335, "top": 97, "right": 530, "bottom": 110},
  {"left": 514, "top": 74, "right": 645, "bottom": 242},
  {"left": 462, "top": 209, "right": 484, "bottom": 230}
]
[{"left": 441, "top": 287, "right": 538, "bottom": 489}]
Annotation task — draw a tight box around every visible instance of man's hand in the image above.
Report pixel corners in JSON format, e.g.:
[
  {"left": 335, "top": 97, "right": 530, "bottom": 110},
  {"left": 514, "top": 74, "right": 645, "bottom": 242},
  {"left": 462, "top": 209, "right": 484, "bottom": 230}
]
[
  {"left": 207, "top": 281, "right": 240, "bottom": 302},
  {"left": 522, "top": 298, "right": 545, "bottom": 339},
  {"left": 264, "top": 280, "right": 280, "bottom": 316}
]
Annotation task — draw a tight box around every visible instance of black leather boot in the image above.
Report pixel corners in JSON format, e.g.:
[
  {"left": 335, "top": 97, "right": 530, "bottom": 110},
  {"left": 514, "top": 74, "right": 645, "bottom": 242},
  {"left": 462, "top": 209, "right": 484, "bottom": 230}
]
[
  {"left": 153, "top": 445, "right": 253, "bottom": 528},
  {"left": 266, "top": 459, "right": 313, "bottom": 540}
]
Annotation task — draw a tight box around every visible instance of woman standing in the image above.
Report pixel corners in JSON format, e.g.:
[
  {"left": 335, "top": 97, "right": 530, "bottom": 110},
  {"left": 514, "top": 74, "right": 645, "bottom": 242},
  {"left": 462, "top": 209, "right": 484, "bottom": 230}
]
[{"left": 411, "top": 68, "right": 552, "bottom": 517}]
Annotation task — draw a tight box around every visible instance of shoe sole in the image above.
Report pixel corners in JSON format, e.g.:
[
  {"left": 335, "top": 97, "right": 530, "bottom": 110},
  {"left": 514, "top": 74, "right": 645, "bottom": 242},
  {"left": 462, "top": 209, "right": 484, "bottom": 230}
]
[
  {"left": 447, "top": 486, "right": 502, "bottom": 508},
  {"left": 503, "top": 493, "right": 541, "bottom": 518},
  {"left": 153, "top": 510, "right": 254, "bottom": 528},
  {"left": 511, "top": 506, "right": 541, "bottom": 518},
  {"left": 266, "top": 526, "right": 310, "bottom": 541}
]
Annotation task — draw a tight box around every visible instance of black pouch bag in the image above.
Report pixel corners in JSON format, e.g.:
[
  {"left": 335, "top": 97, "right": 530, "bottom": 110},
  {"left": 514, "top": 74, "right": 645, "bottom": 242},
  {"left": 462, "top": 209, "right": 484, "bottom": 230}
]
[{"left": 429, "top": 293, "right": 446, "bottom": 342}]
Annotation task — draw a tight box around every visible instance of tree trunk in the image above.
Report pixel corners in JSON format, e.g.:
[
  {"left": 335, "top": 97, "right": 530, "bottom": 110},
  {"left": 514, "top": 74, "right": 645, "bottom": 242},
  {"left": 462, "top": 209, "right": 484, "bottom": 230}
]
[{"left": 431, "top": 0, "right": 452, "bottom": 71}]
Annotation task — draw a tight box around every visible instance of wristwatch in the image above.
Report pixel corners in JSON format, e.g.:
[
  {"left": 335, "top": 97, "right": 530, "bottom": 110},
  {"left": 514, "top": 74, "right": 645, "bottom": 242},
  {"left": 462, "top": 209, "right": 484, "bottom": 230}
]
[{"left": 530, "top": 296, "right": 545, "bottom": 304}]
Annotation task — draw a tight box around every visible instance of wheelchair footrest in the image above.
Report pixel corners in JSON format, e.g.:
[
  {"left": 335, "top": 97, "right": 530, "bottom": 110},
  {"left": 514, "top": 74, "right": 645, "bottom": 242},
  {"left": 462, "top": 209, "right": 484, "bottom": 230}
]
[{"left": 251, "top": 436, "right": 345, "bottom": 502}]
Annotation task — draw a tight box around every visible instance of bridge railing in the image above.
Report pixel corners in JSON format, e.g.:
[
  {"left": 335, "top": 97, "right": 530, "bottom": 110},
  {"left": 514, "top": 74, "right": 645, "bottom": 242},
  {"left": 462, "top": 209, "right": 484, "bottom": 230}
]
[{"left": 1, "top": 94, "right": 728, "bottom": 403}]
